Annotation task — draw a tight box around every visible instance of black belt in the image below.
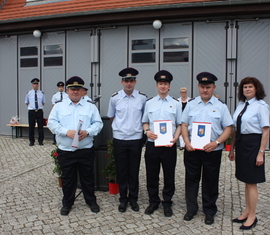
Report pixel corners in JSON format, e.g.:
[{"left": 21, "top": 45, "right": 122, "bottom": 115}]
[{"left": 29, "top": 109, "right": 42, "bottom": 112}]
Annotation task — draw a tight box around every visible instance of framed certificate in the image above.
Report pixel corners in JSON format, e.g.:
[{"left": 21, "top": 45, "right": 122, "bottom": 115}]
[
  {"left": 153, "top": 120, "right": 173, "bottom": 147},
  {"left": 191, "top": 122, "right": 212, "bottom": 150}
]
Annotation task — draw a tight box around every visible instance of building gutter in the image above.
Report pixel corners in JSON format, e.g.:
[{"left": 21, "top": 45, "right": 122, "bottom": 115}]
[{"left": 0, "top": 0, "right": 269, "bottom": 24}]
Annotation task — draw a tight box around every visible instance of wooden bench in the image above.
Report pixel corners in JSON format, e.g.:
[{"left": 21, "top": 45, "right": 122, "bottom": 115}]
[{"left": 6, "top": 124, "right": 48, "bottom": 139}]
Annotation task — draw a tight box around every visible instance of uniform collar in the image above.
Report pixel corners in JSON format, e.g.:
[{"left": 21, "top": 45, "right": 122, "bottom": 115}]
[
  {"left": 121, "top": 89, "right": 136, "bottom": 98},
  {"left": 157, "top": 94, "right": 170, "bottom": 101},
  {"left": 67, "top": 97, "right": 83, "bottom": 106},
  {"left": 245, "top": 97, "right": 256, "bottom": 105},
  {"left": 198, "top": 95, "right": 215, "bottom": 105}
]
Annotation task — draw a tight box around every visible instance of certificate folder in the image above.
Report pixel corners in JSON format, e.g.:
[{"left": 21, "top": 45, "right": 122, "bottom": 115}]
[
  {"left": 191, "top": 122, "right": 212, "bottom": 150},
  {"left": 153, "top": 120, "right": 173, "bottom": 147}
]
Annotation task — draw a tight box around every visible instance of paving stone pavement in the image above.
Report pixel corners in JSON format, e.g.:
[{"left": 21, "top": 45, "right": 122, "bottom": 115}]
[{"left": 0, "top": 136, "right": 269, "bottom": 235}]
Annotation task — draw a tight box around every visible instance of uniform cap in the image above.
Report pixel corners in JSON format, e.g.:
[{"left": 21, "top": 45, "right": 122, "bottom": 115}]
[
  {"left": 57, "top": 81, "right": 65, "bottom": 87},
  {"left": 66, "top": 76, "right": 84, "bottom": 89},
  {"left": 154, "top": 70, "right": 173, "bottom": 82},
  {"left": 196, "top": 72, "right": 218, "bottom": 84},
  {"left": 119, "top": 67, "right": 138, "bottom": 80},
  {"left": 31, "top": 78, "right": 39, "bottom": 84},
  {"left": 82, "top": 87, "right": 88, "bottom": 91}
]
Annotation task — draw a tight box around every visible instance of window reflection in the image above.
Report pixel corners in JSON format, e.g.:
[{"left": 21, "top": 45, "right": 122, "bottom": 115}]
[
  {"left": 132, "top": 39, "right": 156, "bottom": 50},
  {"left": 44, "top": 45, "right": 63, "bottom": 55},
  {"left": 163, "top": 38, "right": 189, "bottom": 49}
]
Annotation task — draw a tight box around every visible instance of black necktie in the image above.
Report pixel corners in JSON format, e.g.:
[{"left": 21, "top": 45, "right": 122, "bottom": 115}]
[
  {"left": 236, "top": 102, "right": 249, "bottom": 141},
  {"left": 60, "top": 92, "right": 63, "bottom": 101},
  {"left": 35, "top": 91, "right": 38, "bottom": 110}
]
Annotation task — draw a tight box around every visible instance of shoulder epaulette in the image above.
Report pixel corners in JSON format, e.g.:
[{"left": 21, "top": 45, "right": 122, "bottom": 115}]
[
  {"left": 259, "top": 100, "right": 267, "bottom": 105},
  {"left": 188, "top": 98, "right": 195, "bottom": 102},
  {"left": 139, "top": 91, "right": 147, "bottom": 97},
  {"left": 172, "top": 97, "right": 179, "bottom": 102},
  {"left": 218, "top": 98, "right": 225, "bottom": 104},
  {"left": 146, "top": 97, "right": 153, "bottom": 102},
  {"left": 87, "top": 100, "right": 95, "bottom": 104},
  {"left": 41, "top": 91, "right": 44, "bottom": 94},
  {"left": 111, "top": 92, "right": 118, "bottom": 97}
]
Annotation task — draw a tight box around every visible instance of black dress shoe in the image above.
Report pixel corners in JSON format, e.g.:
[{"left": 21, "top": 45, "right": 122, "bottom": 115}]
[
  {"left": 52, "top": 141, "right": 56, "bottom": 145},
  {"left": 130, "top": 202, "right": 139, "bottom": 212},
  {"left": 144, "top": 204, "right": 159, "bottom": 215},
  {"left": 240, "top": 217, "right": 258, "bottom": 230},
  {"left": 39, "top": 142, "right": 43, "bottom": 146},
  {"left": 184, "top": 212, "right": 196, "bottom": 221},
  {"left": 89, "top": 203, "right": 100, "bottom": 213},
  {"left": 164, "top": 207, "right": 173, "bottom": 217},
  {"left": 118, "top": 202, "right": 127, "bottom": 212},
  {"left": 232, "top": 217, "right": 248, "bottom": 223},
  {"left": 29, "top": 142, "right": 34, "bottom": 146},
  {"left": 205, "top": 214, "right": 214, "bottom": 225},
  {"left": 60, "top": 206, "right": 71, "bottom": 216}
]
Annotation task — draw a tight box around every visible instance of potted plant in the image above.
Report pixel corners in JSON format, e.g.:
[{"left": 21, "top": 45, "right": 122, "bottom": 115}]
[
  {"left": 102, "top": 139, "right": 119, "bottom": 194},
  {"left": 50, "top": 146, "right": 62, "bottom": 187},
  {"left": 225, "top": 135, "right": 232, "bottom": 152}
]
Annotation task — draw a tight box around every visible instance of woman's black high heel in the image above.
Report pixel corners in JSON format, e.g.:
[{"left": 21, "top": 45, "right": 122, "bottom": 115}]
[{"left": 239, "top": 217, "right": 258, "bottom": 230}]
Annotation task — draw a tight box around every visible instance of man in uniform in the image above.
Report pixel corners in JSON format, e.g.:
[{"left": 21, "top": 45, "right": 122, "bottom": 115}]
[
  {"left": 48, "top": 76, "right": 103, "bottom": 216},
  {"left": 51, "top": 81, "right": 68, "bottom": 105},
  {"left": 25, "top": 78, "right": 45, "bottom": 146},
  {"left": 181, "top": 72, "right": 233, "bottom": 225},
  {"left": 142, "top": 70, "right": 181, "bottom": 217},
  {"left": 51, "top": 81, "right": 68, "bottom": 144},
  {"left": 107, "top": 67, "right": 147, "bottom": 213},
  {"left": 81, "top": 87, "right": 92, "bottom": 101}
]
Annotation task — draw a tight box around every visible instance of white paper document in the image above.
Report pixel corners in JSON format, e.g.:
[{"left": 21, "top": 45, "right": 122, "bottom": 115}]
[
  {"left": 191, "top": 122, "right": 212, "bottom": 150},
  {"left": 71, "top": 120, "right": 83, "bottom": 148},
  {"left": 153, "top": 120, "right": 173, "bottom": 147}
]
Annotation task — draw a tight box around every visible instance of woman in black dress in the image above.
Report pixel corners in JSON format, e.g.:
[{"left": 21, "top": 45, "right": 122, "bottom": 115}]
[{"left": 228, "top": 77, "right": 269, "bottom": 230}]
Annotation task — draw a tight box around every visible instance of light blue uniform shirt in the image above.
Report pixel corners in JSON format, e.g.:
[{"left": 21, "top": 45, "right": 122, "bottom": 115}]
[
  {"left": 48, "top": 98, "right": 103, "bottom": 151},
  {"left": 107, "top": 89, "right": 147, "bottom": 140},
  {"left": 51, "top": 91, "right": 68, "bottom": 105},
  {"left": 181, "top": 96, "right": 233, "bottom": 150},
  {"left": 232, "top": 97, "right": 270, "bottom": 133},
  {"left": 25, "top": 89, "right": 45, "bottom": 110},
  {"left": 142, "top": 95, "right": 182, "bottom": 142}
]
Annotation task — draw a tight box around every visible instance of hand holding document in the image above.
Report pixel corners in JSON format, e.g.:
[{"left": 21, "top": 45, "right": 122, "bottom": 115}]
[
  {"left": 71, "top": 120, "right": 83, "bottom": 148},
  {"left": 191, "top": 122, "right": 212, "bottom": 150},
  {"left": 153, "top": 120, "right": 173, "bottom": 147}
]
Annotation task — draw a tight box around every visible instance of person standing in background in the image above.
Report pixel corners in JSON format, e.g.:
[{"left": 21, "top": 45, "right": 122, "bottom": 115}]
[
  {"left": 177, "top": 87, "right": 190, "bottom": 150},
  {"left": 81, "top": 87, "right": 92, "bottom": 101},
  {"left": 51, "top": 81, "right": 68, "bottom": 105},
  {"left": 107, "top": 67, "right": 147, "bottom": 213},
  {"left": 51, "top": 81, "right": 68, "bottom": 144},
  {"left": 25, "top": 78, "right": 45, "bottom": 146},
  {"left": 228, "top": 77, "right": 269, "bottom": 230}
]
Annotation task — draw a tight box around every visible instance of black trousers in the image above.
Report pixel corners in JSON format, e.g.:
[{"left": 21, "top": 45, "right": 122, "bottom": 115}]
[
  {"left": 28, "top": 109, "right": 44, "bottom": 143},
  {"left": 113, "top": 138, "right": 143, "bottom": 203},
  {"left": 184, "top": 149, "right": 222, "bottom": 216},
  {"left": 58, "top": 147, "right": 96, "bottom": 207},
  {"left": 144, "top": 142, "right": 177, "bottom": 207}
]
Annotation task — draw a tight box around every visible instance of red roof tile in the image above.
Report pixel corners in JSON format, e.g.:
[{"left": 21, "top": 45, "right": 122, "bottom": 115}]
[{"left": 0, "top": 0, "right": 224, "bottom": 22}]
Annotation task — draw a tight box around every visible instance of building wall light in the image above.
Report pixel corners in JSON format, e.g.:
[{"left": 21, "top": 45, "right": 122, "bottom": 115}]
[{"left": 153, "top": 20, "right": 162, "bottom": 29}]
